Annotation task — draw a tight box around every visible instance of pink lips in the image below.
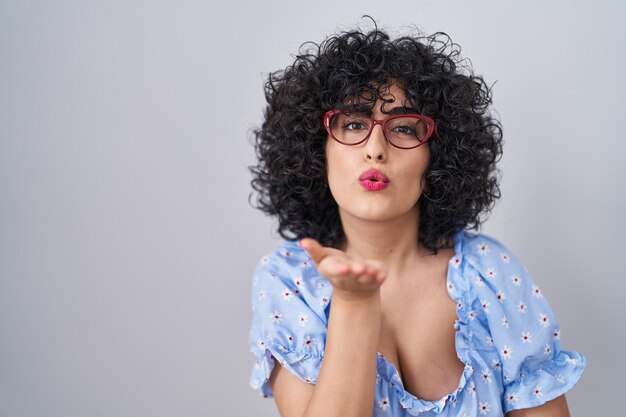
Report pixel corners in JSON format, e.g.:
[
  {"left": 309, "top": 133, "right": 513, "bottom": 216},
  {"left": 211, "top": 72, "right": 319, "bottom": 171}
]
[{"left": 359, "top": 168, "right": 389, "bottom": 191}]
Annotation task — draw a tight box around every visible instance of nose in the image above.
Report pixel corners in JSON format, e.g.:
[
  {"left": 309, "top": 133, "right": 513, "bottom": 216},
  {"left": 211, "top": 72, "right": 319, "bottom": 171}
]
[{"left": 365, "top": 123, "right": 387, "bottom": 161}]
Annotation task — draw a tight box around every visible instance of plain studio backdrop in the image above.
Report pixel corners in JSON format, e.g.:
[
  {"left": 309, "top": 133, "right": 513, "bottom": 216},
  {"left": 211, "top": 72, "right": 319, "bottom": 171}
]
[{"left": 0, "top": 1, "right": 624, "bottom": 416}]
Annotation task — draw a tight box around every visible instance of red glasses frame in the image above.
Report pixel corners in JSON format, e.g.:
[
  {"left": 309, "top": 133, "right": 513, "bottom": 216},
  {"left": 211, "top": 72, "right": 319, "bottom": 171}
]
[{"left": 323, "top": 109, "right": 436, "bottom": 150}]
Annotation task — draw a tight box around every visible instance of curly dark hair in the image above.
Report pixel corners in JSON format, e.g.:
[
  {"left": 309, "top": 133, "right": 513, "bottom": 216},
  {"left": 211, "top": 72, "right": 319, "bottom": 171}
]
[{"left": 250, "top": 20, "right": 503, "bottom": 253}]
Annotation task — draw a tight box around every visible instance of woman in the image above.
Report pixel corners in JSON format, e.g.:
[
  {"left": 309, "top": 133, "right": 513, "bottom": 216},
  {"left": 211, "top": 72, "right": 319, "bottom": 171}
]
[{"left": 247, "top": 22, "right": 586, "bottom": 417}]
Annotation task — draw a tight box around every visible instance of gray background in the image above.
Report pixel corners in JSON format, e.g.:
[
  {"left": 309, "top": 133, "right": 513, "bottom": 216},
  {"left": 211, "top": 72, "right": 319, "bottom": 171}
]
[{"left": 0, "top": 1, "right": 624, "bottom": 416}]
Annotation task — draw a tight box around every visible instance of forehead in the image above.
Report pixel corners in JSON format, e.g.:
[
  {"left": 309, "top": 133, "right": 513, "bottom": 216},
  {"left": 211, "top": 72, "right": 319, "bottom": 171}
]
[{"left": 341, "top": 82, "right": 412, "bottom": 113}]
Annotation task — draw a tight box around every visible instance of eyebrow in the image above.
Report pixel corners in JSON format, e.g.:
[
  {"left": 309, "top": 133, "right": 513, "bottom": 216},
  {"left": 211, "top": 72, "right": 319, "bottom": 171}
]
[{"left": 385, "top": 106, "right": 417, "bottom": 115}]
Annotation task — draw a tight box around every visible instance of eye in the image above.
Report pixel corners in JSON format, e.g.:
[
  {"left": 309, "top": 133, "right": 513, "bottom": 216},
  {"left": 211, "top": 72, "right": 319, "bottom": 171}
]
[
  {"left": 391, "top": 124, "right": 417, "bottom": 135},
  {"left": 343, "top": 120, "right": 368, "bottom": 131}
]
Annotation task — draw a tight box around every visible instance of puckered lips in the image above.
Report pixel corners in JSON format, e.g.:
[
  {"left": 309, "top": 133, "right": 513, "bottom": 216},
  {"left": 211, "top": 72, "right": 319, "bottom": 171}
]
[{"left": 358, "top": 168, "right": 389, "bottom": 191}]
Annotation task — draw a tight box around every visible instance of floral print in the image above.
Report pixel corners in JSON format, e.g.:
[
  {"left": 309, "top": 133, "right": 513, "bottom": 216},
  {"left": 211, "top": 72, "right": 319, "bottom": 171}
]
[{"left": 248, "top": 230, "right": 586, "bottom": 416}]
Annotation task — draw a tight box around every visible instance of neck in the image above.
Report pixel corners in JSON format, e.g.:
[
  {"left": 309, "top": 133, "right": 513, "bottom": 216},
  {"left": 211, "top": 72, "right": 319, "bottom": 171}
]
[{"left": 338, "top": 205, "right": 432, "bottom": 277}]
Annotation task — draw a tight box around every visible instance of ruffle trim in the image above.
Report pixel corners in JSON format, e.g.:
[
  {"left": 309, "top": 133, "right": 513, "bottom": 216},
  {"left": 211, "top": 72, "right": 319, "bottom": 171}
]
[
  {"left": 249, "top": 340, "right": 324, "bottom": 398},
  {"left": 376, "top": 352, "right": 474, "bottom": 416},
  {"left": 503, "top": 349, "right": 586, "bottom": 413}
]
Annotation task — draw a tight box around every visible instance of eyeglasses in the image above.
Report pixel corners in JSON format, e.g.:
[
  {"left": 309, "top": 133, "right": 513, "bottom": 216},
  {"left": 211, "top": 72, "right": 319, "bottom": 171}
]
[{"left": 323, "top": 109, "right": 435, "bottom": 150}]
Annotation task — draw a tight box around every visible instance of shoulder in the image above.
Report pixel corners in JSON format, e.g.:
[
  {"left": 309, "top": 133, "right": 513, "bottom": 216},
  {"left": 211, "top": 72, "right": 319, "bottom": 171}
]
[
  {"left": 251, "top": 241, "right": 331, "bottom": 322},
  {"left": 450, "top": 230, "right": 551, "bottom": 329},
  {"left": 453, "top": 230, "right": 529, "bottom": 287},
  {"left": 457, "top": 230, "right": 518, "bottom": 265},
  {"left": 252, "top": 240, "right": 329, "bottom": 292}
]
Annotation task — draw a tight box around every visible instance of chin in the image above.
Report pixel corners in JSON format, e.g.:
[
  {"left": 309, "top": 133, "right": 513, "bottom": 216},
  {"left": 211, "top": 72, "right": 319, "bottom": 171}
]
[{"left": 341, "top": 203, "right": 417, "bottom": 223}]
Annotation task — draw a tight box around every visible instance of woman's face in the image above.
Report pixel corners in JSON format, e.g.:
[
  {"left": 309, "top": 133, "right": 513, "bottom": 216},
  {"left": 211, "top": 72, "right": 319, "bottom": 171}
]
[{"left": 325, "top": 83, "right": 431, "bottom": 225}]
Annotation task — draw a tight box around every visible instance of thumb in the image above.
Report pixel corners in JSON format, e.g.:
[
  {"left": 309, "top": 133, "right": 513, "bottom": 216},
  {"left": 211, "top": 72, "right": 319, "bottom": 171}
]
[{"left": 298, "top": 238, "right": 326, "bottom": 266}]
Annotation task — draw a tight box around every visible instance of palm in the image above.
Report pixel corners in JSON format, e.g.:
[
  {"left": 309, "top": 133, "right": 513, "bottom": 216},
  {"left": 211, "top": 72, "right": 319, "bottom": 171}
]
[{"left": 299, "top": 238, "right": 387, "bottom": 299}]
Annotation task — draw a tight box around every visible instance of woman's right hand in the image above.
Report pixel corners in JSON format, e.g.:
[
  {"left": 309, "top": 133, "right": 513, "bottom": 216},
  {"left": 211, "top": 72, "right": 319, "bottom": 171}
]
[{"left": 299, "top": 238, "right": 387, "bottom": 301}]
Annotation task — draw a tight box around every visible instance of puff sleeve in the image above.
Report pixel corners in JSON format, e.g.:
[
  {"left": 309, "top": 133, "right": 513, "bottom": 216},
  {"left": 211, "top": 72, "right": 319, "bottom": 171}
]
[
  {"left": 248, "top": 242, "right": 331, "bottom": 397},
  {"left": 465, "top": 234, "right": 586, "bottom": 413}
]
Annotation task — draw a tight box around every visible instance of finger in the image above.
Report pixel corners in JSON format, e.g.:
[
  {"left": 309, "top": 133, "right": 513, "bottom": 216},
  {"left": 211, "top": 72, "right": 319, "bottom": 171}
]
[
  {"left": 298, "top": 238, "right": 325, "bottom": 265},
  {"left": 346, "top": 260, "right": 365, "bottom": 276},
  {"left": 363, "top": 260, "right": 388, "bottom": 282},
  {"left": 317, "top": 255, "right": 351, "bottom": 278}
]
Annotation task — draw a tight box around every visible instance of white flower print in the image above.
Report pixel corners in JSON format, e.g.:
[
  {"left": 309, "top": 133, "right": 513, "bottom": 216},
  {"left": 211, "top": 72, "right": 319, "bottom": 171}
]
[
  {"left": 451, "top": 256, "right": 462, "bottom": 268},
  {"left": 378, "top": 398, "right": 390, "bottom": 410},
  {"left": 511, "top": 274, "right": 522, "bottom": 286},
  {"left": 258, "top": 289, "right": 266, "bottom": 300},
  {"left": 502, "top": 317, "right": 509, "bottom": 328},
  {"left": 533, "top": 385, "right": 543, "bottom": 398},
  {"left": 539, "top": 313, "right": 550, "bottom": 327},
  {"left": 553, "top": 328, "right": 561, "bottom": 340},
  {"left": 257, "top": 339, "right": 266, "bottom": 350},
  {"left": 556, "top": 374, "right": 566, "bottom": 385},
  {"left": 518, "top": 301, "right": 527, "bottom": 314},
  {"left": 468, "top": 310, "right": 477, "bottom": 320},
  {"left": 253, "top": 275, "right": 259, "bottom": 286},
  {"left": 485, "top": 267, "right": 497, "bottom": 279},
  {"left": 486, "top": 336, "right": 494, "bottom": 346},
  {"left": 507, "top": 392, "right": 518, "bottom": 405},
  {"left": 532, "top": 285, "right": 543, "bottom": 298},
  {"left": 317, "top": 281, "right": 327, "bottom": 288},
  {"left": 491, "top": 358, "right": 501, "bottom": 370},
  {"left": 282, "top": 288, "right": 293, "bottom": 301},
  {"left": 304, "top": 375, "right": 314, "bottom": 383},
  {"left": 521, "top": 331, "right": 533, "bottom": 343},
  {"left": 280, "top": 249, "right": 292, "bottom": 258},
  {"left": 260, "top": 256, "right": 269, "bottom": 265},
  {"left": 270, "top": 311, "right": 283, "bottom": 324},
  {"left": 544, "top": 344, "right": 552, "bottom": 356},
  {"left": 501, "top": 345, "right": 513, "bottom": 360},
  {"left": 496, "top": 290, "right": 506, "bottom": 303},
  {"left": 293, "top": 277, "right": 304, "bottom": 289},
  {"left": 287, "top": 335, "right": 294, "bottom": 345},
  {"left": 500, "top": 252, "right": 510, "bottom": 263},
  {"left": 481, "top": 300, "right": 490, "bottom": 314},
  {"left": 299, "top": 260, "right": 312, "bottom": 269},
  {"left": 468, "top": 380, "right": 476, "bottom": 397},
  {"left": 319, "top": 295, "right": 329, "bottom": 307},
  {"left": 479, "top": 401, "right": 490, "bottom": 415},
  {"left": 447, "top": 282, "right": 455, "bottom": 293},
  {"left": 297, "top": 313, "right": 308, "bottom": 327},
  {"left": 302, "top": 335, "right": 315, "bottom": 350},
  {"left": 481, "top": 368, "right": 492, "bottom": 384},
  {"left": 457, "top": 302, "right": 463, "bottom": 310},
  {"left": 475, "top": 277, "right": 486, "bottom": 287},
  {"left": 477, "top": 242, "right": 490, "bottom": 256}
]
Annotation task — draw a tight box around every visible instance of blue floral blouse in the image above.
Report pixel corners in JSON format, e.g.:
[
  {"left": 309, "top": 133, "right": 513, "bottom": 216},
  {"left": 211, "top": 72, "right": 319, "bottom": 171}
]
[{"left": 248, "top": 230, "right": 586, "bottom": 416}]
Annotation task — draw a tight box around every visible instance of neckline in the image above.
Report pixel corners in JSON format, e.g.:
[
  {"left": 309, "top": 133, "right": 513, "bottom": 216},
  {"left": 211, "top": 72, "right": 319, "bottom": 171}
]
[{"left": 374, "top": 229, "right": 473, "bottom": 413}]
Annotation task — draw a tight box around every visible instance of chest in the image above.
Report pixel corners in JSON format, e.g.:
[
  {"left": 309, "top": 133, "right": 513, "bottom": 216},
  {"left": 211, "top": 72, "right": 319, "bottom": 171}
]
[{"left": 378, "top": 259, "right": 465, "bottom": 402}]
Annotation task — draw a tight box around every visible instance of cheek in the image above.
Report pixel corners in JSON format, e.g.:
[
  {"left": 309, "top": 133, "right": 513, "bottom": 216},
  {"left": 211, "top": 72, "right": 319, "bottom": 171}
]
[{"left": 325, "top": 140, "right": 343, "bottom": 183}]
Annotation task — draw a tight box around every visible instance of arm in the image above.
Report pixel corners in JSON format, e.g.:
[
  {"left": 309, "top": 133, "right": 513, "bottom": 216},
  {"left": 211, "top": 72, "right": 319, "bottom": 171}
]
[
  {"left": 507, "top": 394, "right": 570, "bottom": 417},
  {"left": 270, "top": 239, "right": 386, "bottom": 417}
]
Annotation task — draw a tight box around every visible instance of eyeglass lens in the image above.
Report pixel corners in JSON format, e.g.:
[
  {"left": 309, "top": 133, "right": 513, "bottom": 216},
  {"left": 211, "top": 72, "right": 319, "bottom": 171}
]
[{"left": 329, "top": 112, "right": 429, "bottom": 148}]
